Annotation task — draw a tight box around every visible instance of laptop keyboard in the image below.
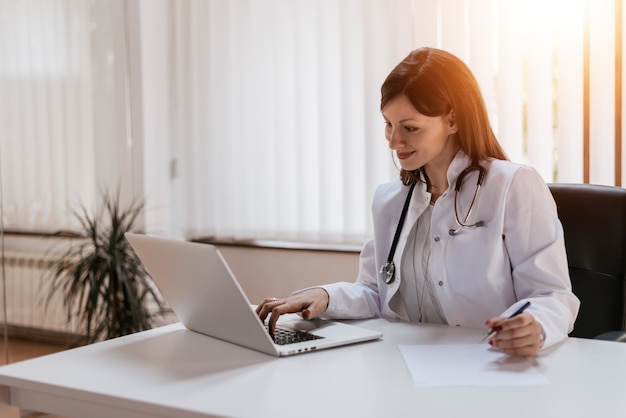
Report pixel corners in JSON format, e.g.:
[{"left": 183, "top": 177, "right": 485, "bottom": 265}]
[{"left": 267, "top": 326, "right": 325, "bottom": 346}]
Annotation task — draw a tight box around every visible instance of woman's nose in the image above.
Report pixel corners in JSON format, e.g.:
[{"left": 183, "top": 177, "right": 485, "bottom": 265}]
[{"left": 387, "top": 129, "right": 402, "bottom": 149}]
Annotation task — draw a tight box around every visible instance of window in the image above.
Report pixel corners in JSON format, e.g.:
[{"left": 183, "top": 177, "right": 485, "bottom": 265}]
[{"left": 0, "top": 0, "right": 135, "bottom": 232}]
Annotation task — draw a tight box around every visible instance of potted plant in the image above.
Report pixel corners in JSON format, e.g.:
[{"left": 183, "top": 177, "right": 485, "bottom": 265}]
[{"left": 46, "top": 190, "right": 167, "bottom": 345}]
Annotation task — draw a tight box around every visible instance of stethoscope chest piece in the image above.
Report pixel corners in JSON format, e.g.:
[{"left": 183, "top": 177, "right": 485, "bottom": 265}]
[{"left": 380, "top": 261, "right": 396, "bottom": 284}]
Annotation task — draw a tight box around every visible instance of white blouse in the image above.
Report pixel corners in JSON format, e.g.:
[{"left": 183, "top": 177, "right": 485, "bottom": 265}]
[{"left": 396, "top": 203, "right": 447, "bottom": 324}]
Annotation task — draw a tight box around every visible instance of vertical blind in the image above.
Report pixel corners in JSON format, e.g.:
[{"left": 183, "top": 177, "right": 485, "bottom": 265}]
[
  {"left": 0, "top": 0, "right": 623, "bottom": 244},
  {"left": 0, "top": 0, "right": 135, "bottom": 232}
]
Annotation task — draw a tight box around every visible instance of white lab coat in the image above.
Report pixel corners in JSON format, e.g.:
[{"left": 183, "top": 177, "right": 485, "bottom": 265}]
[{"left": 319, "top": 151, "right": 580, "bottom": 350}]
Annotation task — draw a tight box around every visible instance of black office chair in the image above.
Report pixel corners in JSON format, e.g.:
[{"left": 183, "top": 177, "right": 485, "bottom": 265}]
[{"left": 548, "top": 183, "right": 626, "bottom": 341}]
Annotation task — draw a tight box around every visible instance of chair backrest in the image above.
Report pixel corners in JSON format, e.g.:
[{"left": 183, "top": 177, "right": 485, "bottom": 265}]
[{"left": 548, "top": 183, "right": 626, "bottom": 338}]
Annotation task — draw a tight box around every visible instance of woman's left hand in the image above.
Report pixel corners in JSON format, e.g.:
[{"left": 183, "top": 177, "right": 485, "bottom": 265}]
[{"left": 484, "top": 312, "right": 543, "bottom": 356}]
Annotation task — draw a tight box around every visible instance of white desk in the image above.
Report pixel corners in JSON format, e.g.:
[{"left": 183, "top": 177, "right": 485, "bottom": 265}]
[{"left": 0, "top": 319, "right": 625, "bottom": 418}]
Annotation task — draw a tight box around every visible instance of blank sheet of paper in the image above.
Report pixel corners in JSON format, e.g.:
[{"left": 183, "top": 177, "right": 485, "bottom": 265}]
[{"left": 398, "top": 344, "right": 549, "bottom": 387}]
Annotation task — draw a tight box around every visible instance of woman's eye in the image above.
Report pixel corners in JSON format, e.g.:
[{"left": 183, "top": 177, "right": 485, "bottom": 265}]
[{"left": 403, "top": 126, "right": 418, "bottom": 133}]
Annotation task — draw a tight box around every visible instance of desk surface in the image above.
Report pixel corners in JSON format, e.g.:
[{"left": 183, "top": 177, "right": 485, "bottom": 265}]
[{"left": 0, "top": 319, "right": 625, "bottom": 418}]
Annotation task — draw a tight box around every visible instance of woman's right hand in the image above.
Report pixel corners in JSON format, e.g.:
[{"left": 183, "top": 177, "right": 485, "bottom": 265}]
[{"left": 255, "top": 288, "right": 330, "bottom": 334}]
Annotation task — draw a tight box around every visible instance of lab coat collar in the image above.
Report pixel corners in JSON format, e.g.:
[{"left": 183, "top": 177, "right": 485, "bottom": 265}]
[
  {"left": 412, "top": 150, "right": 474, "bottom": 201},
  {"left": 446, "top": 150, "right": 474, "bottom": 192}
]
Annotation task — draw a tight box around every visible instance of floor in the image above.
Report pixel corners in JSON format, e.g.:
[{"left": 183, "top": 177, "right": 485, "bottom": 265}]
[{"left": 0, "top": 337, "right": 67, "bottom": 366}]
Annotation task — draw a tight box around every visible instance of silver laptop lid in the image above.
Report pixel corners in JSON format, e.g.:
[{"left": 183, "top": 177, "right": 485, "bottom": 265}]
[{"left": 125, "top": 233, "right": 279, "bottom": 356}]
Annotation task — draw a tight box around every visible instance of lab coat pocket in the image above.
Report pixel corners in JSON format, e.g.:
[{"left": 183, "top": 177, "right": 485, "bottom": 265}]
[{"left": 443, "top": 222, "right": 512, "bottom": 296}]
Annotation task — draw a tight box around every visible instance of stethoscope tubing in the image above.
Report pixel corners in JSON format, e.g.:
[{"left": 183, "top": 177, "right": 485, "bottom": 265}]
[{"left": 380, "top": 182, "right": 416, "bottom": 284}]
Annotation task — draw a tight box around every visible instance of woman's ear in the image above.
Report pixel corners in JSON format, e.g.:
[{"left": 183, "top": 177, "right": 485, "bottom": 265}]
[{"left": 446, "top": 109, "right": 457, "bottom": 134}]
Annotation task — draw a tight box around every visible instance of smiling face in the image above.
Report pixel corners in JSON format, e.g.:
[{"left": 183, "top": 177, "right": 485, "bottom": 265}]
[
  {"left": 380, "top": 49, "right": 507, "bottom": 186},
  {"left": 382, "top": 94, "right": 458, "bottom": 174}
]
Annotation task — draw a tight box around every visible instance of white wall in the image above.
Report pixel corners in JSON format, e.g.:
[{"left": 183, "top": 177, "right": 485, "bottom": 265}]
[{"left": 216, "top": 246, "right": 360, "bottom": 304}]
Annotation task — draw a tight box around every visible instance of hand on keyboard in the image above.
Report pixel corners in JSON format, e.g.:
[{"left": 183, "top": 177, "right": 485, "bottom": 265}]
[{"left": 256, "top": 288, "right": 330, "bottom": 335}]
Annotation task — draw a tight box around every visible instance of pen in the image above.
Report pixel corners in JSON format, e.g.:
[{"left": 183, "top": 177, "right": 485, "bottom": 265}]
[{"left": 481, "top": 300, "right": 531, "bottom": 342}]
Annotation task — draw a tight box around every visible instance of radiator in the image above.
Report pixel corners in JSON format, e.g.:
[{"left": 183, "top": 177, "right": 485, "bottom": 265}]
[
  {"left": 2, "top": 249, "right": 177, "bottom": 340},
  {"left": 2, "top": 251, "right": 75, "bottom": 334}
]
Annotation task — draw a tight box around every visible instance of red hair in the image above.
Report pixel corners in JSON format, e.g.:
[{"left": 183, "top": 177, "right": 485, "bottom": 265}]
[{"left": 381, "top": 48, "right": 507, "bottom": 185}]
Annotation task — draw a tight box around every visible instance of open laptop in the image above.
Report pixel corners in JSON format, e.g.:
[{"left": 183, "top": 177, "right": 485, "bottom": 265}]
[{"left": 125, "top": 233, "right": 382, "bottom": 357}]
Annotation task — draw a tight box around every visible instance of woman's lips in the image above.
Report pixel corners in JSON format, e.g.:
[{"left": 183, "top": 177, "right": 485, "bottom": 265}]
[{"left": 396, "top": 151, "right": 414, "bottom": 160}]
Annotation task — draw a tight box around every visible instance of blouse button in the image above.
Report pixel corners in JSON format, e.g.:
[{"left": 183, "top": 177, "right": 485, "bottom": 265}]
[
  {"left": 438, "top": 281, "right": 444, "bottom": 287},
  {"left": 434, "top": 236, "right": 440, "bottom": 242}
]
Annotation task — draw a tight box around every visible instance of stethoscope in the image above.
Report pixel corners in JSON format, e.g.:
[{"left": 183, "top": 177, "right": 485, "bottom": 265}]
[{"left": 379, "top": 164, "right": 486, "bottom": 285}]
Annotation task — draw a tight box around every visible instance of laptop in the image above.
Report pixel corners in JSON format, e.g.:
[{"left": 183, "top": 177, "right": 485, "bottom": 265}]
[{"left": 125, "top": 233, "right": 382, "bottom": 357}]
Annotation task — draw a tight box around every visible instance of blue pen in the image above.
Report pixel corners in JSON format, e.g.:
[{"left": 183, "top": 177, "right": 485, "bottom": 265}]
[{"left": 482, "top": 300, "right": 531, "bottom": 342}]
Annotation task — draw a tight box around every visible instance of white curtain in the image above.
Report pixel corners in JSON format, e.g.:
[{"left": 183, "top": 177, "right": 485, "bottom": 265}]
[
  {"left": 137, "top": 0, "right": 413, "bottom": 243},
  {"left": 0, "top": 0, "right": 623, "bottom": 244},
  {"left": 0, "top": 0, "right": 135, "bottom": 233}
]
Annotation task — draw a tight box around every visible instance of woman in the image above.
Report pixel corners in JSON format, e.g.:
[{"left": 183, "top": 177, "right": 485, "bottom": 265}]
[{"left": 256, "top": 47, "right": 579, "bottom": 357}]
